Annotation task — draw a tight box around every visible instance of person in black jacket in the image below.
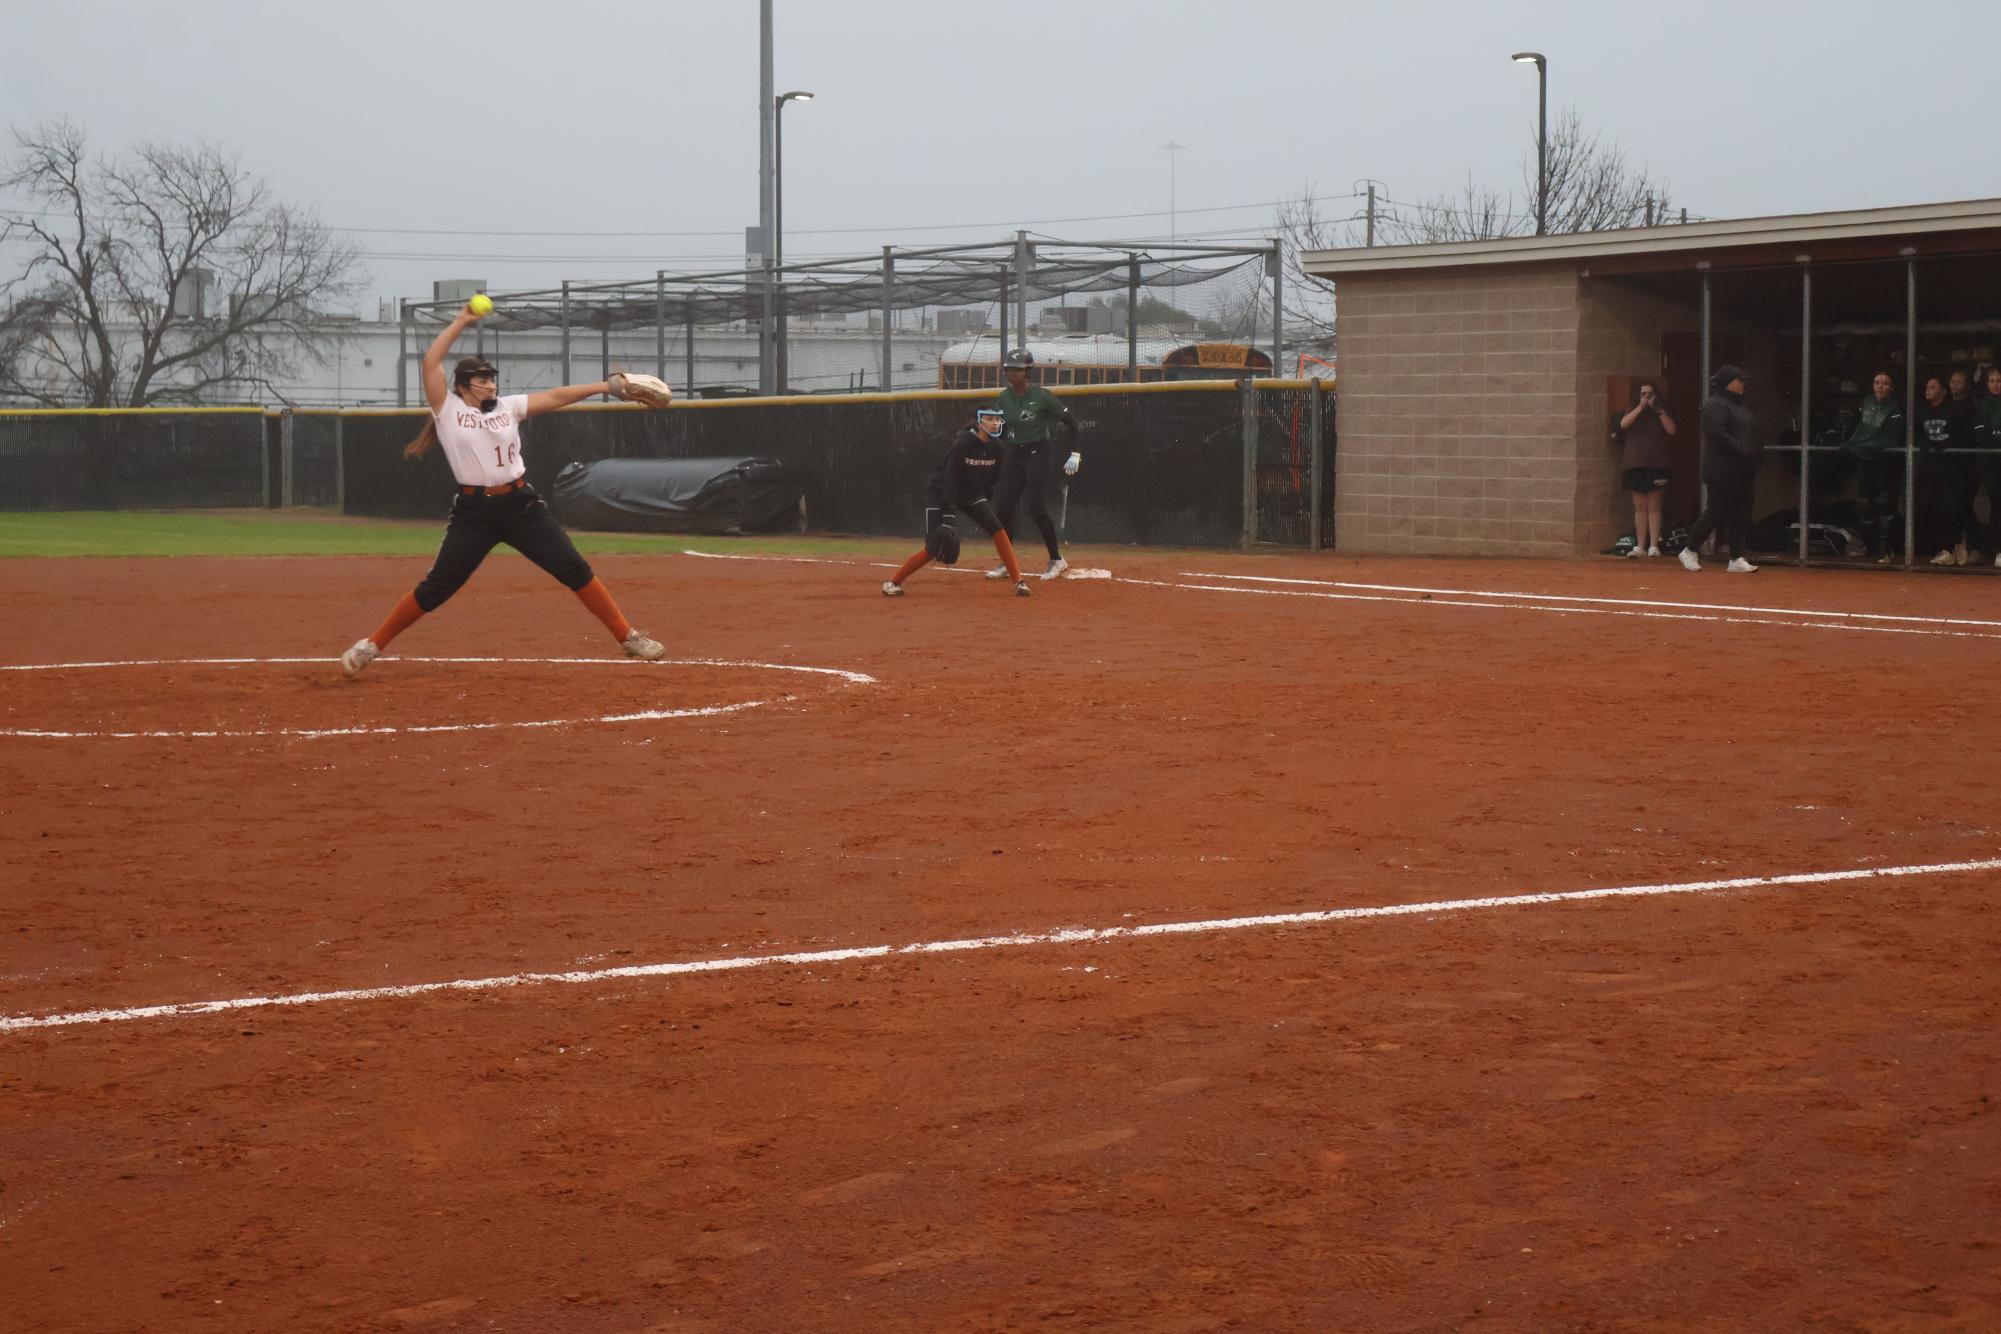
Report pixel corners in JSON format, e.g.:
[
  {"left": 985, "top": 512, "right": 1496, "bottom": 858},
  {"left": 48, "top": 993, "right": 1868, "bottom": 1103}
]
[
  {"left": 882, "top": 408, "right": 1032, "bottom": 597},
  {"left": 1678, "top": 365, "right": 1762, "bottom": 572}
]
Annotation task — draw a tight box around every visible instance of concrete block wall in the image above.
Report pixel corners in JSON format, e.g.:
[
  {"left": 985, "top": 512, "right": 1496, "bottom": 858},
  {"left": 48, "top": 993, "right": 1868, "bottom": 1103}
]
[{"left": 1332, "top": 267, "right": 1585, "bottom": 556}]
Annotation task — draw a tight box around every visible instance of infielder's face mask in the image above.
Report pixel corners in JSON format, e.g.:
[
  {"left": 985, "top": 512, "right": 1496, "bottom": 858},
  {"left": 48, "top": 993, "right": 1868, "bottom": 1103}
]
[{"left": 975, "top": 410, "right": 1003, "bottom": 437}]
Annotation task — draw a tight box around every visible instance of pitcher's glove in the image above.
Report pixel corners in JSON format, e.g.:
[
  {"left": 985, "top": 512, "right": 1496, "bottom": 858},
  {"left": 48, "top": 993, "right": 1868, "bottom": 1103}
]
[{"left": 607, "top": 372, "right": 674, "bottom": 408}]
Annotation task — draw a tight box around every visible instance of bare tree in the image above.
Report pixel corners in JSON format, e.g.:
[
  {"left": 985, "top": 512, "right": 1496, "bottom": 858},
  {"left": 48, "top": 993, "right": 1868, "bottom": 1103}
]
[
  {"left": 1271, "top": 185, "right": 1343, "bottom": 343},
  {"left": 0, "top": 119, "right": 364, "bottom": 406},
  {"left": 1378, "top": 109, "right": 1674, "bottom": 243}
]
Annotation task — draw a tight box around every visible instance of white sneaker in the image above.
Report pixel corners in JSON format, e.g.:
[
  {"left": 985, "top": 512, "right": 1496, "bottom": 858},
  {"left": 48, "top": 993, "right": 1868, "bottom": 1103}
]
[
  {"left": 340, "top": 638, "right": 379, "bottom": 679},
  {"left": 1727, "top": 557, "right": 1759, "bottom": 573},
  {"left": 621, "top": 629, "right": 666, "bottom": 660},
  {"left": 1041, "top": 557, "right": 1070, "bottom": 581},
  {"left": 1677, "top": 548, "right": 1701, "bottom": 572},
  {"left": 1626, "top": 546, "right": 1643, "bottom": 559},
  {"left": 1647, "top": 546, "right": 1661, "bottom": 557},
  {"left": 1014, "top": 580, "right": 1033, "bottom": 598},
  {"left": 1994, "top": 553, "right": 2000, "bottom": 568},
  {"left": 881, "top": 580, "right": 904, "bottom": 597},
  {"left": 984, "top": 564, "right": 1007, "bottom": 581},
  {"left": 1932, "top": 549, "right": 1956, "bottom": 566},
  {"left": 1955, "top": 541, "right": 1970, "bottom": 565}
]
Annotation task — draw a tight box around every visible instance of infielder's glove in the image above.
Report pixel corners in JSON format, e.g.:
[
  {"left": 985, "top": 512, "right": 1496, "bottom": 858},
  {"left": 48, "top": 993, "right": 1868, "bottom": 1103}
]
[
  {"left": 923, "top": 509, "right": 961, "bottom": 565},
  {"left": 1063, "top": 451, "right": 1082, "bottom": 476},
  {"left": 607, "top": 372, "right": 674, "bottom": 408}
]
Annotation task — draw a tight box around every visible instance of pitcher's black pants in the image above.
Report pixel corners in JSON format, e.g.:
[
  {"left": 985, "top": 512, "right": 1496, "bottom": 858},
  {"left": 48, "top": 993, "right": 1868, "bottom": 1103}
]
[{"left": 414, "top": 487, "right": 594, "bottom": 612}]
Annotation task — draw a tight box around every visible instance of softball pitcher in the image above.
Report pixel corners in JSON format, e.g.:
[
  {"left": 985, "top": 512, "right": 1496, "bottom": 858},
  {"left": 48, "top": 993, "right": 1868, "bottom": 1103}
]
[
  {"left": 883, "top": 408, "right": 1030, "bottom": 597},
  {"left": 339, "top": 300, "right": 671, "bottom": 678}
]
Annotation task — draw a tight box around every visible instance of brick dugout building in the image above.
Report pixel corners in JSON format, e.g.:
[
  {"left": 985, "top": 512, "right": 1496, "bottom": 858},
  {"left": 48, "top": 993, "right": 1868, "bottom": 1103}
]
[{"left": 1304, "top": 198, "right": 2001, "bottom": 563}]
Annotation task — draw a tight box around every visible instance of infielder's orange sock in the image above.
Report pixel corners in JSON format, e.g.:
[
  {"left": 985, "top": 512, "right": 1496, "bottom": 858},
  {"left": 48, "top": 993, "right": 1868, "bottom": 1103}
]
[
  {"left": 992, "top": 530, "right": 1022, "bottom": 582},
  {"left": 889, "top": 550, "right": 930, "bottom": 585},
  {"left": 573, "top": 577, "right": 633, "bottom": 641},
  {"left": 368, "top": 592, "right": 425, "bottom": 650}
]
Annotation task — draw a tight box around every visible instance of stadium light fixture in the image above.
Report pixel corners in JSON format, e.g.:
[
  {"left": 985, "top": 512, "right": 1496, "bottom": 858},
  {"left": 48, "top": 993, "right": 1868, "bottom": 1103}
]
[{"left": 1511, "top": 52, "right": 1548, "bottom": 236}]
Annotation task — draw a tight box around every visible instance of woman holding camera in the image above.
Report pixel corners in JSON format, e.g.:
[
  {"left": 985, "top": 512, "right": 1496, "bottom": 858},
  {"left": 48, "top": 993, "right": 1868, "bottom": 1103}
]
[{"left": 1617, "top": 379, "right": 1677, "bottom": 557}]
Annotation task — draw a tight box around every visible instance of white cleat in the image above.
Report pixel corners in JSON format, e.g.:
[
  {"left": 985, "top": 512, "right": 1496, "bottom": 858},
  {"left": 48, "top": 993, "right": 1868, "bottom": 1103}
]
[
  {"left": 621, "top": 629, "right": 666, "bottom": 660},
  {"left": 1014, "top": 580, "right": 1033, "bottom": 598},
  {"left": 1041, "top": 557, "right": 1070, "bottom": 581},
  {"left": 340, "top": 638, "right": 379, "bottom": 679},
  {"left": 1726, "top": 557, "right": 1759, "bottom": 573},
  {"left": 881, "top": 581, "right": 904, "bottom": 597},
  {"left": 984, "top": 563, "right": 1007, "bottom": 580},
  {"left": 1677, "top": 548, "right": 1701, "bottom": 572}
]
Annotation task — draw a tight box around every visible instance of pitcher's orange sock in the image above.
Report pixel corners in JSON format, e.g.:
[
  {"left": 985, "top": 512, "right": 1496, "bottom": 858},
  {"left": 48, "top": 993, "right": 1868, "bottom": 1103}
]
[
  {"left": 992, "top": 530, "right": 1022, "bottom": 582},
  {"left": 889, "top": 550, "right": 930, "bottom": 585},
  {"left": 574, "top": 577, "right": 633, "bottom": 642},
  {"left": 368, "top": 592, "right": 426, "bottom": 650}
]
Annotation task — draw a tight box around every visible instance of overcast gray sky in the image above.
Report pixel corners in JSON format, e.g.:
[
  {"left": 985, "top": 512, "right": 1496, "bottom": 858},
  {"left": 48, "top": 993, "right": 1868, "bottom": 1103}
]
[{"left": 4, "top": 0, "right": 1995, "bottom": 310}]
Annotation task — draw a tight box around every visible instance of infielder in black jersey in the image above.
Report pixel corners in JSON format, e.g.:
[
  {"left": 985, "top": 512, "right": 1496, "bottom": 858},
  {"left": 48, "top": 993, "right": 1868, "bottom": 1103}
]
[
  {"left": 987, "top": 348, "right": 1082, "bottom": 581},
  {"left": 883, "top": 408, "right": 1031, "bottom": 597}
]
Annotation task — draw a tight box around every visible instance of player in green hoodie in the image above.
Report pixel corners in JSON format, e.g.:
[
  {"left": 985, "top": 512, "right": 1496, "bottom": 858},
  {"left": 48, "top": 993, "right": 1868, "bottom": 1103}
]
[{"left": 1838, "top": 372, "right": 1907, "bottom": 559}]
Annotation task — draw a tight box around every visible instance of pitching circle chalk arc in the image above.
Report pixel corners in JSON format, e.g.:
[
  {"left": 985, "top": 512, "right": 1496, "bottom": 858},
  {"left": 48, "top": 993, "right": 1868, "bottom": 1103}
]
[{"left": 0, "top": 655, "right": 877, "bottom": 740}]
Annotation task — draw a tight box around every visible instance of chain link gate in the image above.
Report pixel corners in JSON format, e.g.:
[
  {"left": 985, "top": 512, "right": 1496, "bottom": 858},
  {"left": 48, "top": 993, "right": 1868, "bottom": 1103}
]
[{"left": 1242, "top": 380, "right": 1332, "bottom": 549}]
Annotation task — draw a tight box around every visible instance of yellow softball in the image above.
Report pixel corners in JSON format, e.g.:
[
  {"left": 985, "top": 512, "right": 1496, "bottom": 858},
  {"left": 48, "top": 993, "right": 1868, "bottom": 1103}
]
[{"left": 468, "top": 294, "right": 494, "bottom": 317}]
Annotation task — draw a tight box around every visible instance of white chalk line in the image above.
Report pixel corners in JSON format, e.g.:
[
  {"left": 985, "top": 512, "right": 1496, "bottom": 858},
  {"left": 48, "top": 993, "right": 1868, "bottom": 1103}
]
[
  {"left": 0, "top": 656, "right": 876, "bottom": 739},
  {"left": 1181, "top": 571, "right": 2001, "bottom": 630},
  {"left": 1134, "top": 579, "right": 2001, "bottom": 641},
  {"left": 6, "top": 855, "right": 1996, "bottom": 1034},
  {"left": 675, "top": 549, "right": 2001, "bottom": 639}
]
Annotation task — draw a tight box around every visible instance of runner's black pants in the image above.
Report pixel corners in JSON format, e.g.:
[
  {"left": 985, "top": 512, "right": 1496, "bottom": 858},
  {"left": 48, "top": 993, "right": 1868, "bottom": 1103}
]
[
  {"left": 993, "top": 441, "right": 1062, "bottom": 560},
  {"left": 414, "top": 487, "right": 594, "bottom": 612}
]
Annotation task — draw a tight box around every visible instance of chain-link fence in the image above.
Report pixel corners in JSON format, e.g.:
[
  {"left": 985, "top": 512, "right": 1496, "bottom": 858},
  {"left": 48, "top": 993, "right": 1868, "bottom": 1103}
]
[{"left": 392, "top": 237, "right": 1300, "bottom": 404}]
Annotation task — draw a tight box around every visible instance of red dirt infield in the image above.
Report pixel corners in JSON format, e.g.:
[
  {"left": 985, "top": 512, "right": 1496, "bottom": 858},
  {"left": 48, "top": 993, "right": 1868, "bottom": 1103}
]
[{"left": 3, "top": 548, "right": 1999, "bottom": 1332}]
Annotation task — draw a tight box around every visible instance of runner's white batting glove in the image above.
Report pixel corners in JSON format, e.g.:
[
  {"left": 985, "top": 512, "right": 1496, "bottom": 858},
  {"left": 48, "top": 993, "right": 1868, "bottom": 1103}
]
[{"left": 1063, "top": 451, "right": 1082, "bottom": 476}]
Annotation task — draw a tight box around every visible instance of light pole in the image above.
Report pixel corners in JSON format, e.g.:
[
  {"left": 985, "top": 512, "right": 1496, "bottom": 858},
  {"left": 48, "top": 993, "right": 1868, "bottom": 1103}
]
[
  {"left": 774, "top": 90, "right": 813, "bottom": 393},
  {"left": 1511, "top": 51, "right": 1547, "bottom": 236},
  {"left": 1162, "top": 141, "right": 1185, "bottom": 243}
]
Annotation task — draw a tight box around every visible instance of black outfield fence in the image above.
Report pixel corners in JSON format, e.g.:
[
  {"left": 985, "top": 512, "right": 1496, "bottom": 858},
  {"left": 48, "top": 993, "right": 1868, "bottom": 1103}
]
[
  {"left": 0, "top": 383, "right": 1334, "bottom": 550},
  {"left": 341, "top": 382, "right": 1334, "bottom": 550}
]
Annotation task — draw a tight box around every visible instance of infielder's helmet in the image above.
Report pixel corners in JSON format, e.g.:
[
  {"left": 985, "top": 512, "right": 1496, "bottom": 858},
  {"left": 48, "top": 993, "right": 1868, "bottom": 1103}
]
[{"left": 1003, "top": 348, "right": 1034, "bottom": 370}]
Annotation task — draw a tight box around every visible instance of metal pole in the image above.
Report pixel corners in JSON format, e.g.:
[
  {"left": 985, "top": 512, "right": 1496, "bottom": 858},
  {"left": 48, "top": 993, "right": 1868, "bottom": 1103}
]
[
  {"left": 757, "top": 0, "right": 774, "bottom": 395},
  {"left": 775, "top": 97, "right": 786, "bottom": 394},
  {"left": 1798, "top": 265, "right": 1812, "bottom": 563},
  {"left": 1014, "top": 230, "right": 1030, "bottom": 353},
  {"left": 396, "top": 300, "right": 409, "bottom": 408},
  {"left": 685, "top": 293, "right": 696, "bottom": 393},
  {"left": 279, "top": 407, "right": 294, "bottom": 509},
  {"left": 560, "top": 280, "right": 572, "bottom": 386},
  {"left": 1536, "top": 61, "right": 1548, "bottom": 235},
  {"left": 1309, "top": 379, "right": 1325, "bottom": 550},
  {"left": 1269, "top": 241, "right": 1282, "bottom": 376},
  {"left": 655, "top": 271, "right": 666, "bottom": 381},
  {"left": 334, "top": 413, "right": 345, "bottom": 514},
  {"left": 1241, "top": 378, "right": 1258, "bottom": 549},
  {"left": 997, "top": 272, "right": 1008, "bottom": 381},
  {"left": 880, "top": 245, "right": 894, "bottom": 392},
  {"left": 600, "top": 320, "right": 610, "bottom": 386},
  {"left": 1698, "top": 267, "right": 1712, "bottom": 523},
  {"left": 1365, "top": 184, "right": 1376, "bottom": 247},
  {"left": 1126, "top": 255, "right": 1140, "bottom": 380},
  {"left": 1904, "top": 257, "right": 1918, "bottom": 569}
]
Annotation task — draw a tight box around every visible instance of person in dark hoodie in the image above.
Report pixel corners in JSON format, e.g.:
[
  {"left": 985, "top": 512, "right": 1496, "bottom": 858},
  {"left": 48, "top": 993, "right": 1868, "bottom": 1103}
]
[
  {"left": 1917, "top": 373, "right": 1977, "bottom": 564},
  {"left": 1838, "top": 371, "right": 1907, "bottom": 560},
  {"left": 1678, "top": 364, "right": 1762, "bottom": 572}
]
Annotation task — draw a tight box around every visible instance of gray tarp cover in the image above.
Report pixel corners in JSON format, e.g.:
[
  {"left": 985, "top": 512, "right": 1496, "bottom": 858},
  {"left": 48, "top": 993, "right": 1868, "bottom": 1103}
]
[{"left": 551, "top": 457, "right": 803, "bottom": 534}]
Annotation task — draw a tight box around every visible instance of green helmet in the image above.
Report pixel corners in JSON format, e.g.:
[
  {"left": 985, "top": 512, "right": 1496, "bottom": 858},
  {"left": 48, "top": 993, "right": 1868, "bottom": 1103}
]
[{"left": 1003, "top": 348, "right": 1034, "bottom": 370}]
